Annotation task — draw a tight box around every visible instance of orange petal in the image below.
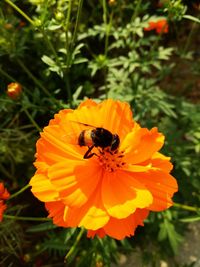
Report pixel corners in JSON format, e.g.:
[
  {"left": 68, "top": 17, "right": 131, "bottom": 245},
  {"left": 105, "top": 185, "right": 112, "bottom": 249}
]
[
  {"left": 0, "top": 203, "right": 7, "bottom": 221},
  {"left": 41, "top": 125, "right": 83, "bottom": 160},
  {"left": 48, "top": 160, "right": 102, "bottom": 208},
  {"left": 103, "top": 209, "right": 149, "bottom": 239},
  {"left": 130, "top": 170, "right": 178, "bottom": 211},
  {"left": 122, "top": 127, "right": 165, "bottom": 164},
  {"left": 0, "top": 183, "right": 10, "bottom": 199},
  {"left": 66, "top": 99, "right": 134, "bottom": 141},
  {"left": 78, "top": 98, "right": 97, "bottom": 108},
  {"left": 49, "top": 108, "right": 73, "bottom": 125},
  {"left": 45, "top": 201, "right": 68, "bottom": 227},
  {"left": 102, "top": 170, "right": 153, "bottom": 218},
  {"left": 30, "top": 173, "right": 59, "bottom": 202},
  {"left": 88, "top": 209, "right": 149, "bottom": 240},
  {"left": 87, "top": 228, "right": 106, "bottom": 239},
  {"left": 143, "top": 152, "right": 173, "bottom": 173},
  {"left": 63, "top": 187, "right": 109, "bottom": 230}
]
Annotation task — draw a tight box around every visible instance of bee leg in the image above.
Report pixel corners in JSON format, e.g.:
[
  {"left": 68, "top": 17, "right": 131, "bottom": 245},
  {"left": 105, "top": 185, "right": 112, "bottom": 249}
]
[{"left": 84, "top": 145, "right": 97, "bottom": 159}]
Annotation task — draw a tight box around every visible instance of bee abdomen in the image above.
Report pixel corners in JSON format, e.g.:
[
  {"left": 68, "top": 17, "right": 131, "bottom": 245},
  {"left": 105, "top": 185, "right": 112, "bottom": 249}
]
[{"left": 78, "top": 130, "right": 85, "bottom": 146}]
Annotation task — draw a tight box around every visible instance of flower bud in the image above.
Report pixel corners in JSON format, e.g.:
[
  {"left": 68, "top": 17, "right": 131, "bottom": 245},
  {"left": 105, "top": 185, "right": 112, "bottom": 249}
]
[{"left": 7, "top": 82, "right": 22, "bottom": 100}]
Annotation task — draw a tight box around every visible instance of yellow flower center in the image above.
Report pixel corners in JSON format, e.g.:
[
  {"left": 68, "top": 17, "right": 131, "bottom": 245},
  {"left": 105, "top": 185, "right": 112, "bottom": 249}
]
[{"left": 98, "top": 149, "right": 126, "bottom": 172}]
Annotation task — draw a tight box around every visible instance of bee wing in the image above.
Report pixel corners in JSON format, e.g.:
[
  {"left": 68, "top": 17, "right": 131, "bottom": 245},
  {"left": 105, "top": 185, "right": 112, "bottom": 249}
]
[
  {"left": 60, "top": 120, "right": 93, "bottom": 146},
  {"left": 69, "top": 120, "right": 97, "bottom": 129}
]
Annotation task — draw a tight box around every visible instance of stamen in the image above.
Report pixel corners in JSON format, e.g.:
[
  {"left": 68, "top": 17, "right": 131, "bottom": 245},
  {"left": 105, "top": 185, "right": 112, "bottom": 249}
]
[{"left": 98, "top": 149, "right": 126, "bottom": 172}]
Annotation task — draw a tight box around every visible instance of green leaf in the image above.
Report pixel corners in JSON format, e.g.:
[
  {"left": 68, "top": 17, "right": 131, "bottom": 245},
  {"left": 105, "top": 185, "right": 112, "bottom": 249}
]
[
  {"left": 183, "top": 15, "right": 200, "bottom": 24},
  {"left": 41, "top": 55, "right": 56, "bottom": 67},
  {"left": 180, "top": 216, "right": 200, "bottom": 223},
  {"left": 26, "top": 222, "right": 57, "bottom": 233},
  {"left": 158, "top": 222, "right": 168, "bottom": 241},
  {"left": 165, "top": 220, "right": 183, "bottom": 254}
]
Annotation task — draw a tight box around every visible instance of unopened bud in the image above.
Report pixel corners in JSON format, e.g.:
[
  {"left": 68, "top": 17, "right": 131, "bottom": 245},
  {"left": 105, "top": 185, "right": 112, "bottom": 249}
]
[{"left": 7, "top": 82, "right": 22, "bottom": 100}]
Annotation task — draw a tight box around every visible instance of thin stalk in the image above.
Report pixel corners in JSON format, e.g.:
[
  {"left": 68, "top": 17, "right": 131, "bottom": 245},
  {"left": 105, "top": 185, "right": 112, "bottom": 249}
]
[
  {"left": 173, "top": 202, "right": 200, "bottom": 212},
  {"left": 4, "top": 214, "right": 51, "bottom": 222},
  {"left": 105, "top": 11, "right": 113, "bottom": 57},
  {"left": 17, "top": 59, "right": 51, "bottom": 97},
  {"left": 102, "top": 0, "right": 111, "bottom": 99},
  {"left": 65, "top": 0, "right": 73, "bottom": 50},
  {"left": 9, "top": 184, "right": 30, "bottom": 200},
  {"left": 0, "top": 163, "right": 13, "bottom": 179},
  {"left": 0, "top": 67, "right": 16, "bottom": 82},
  {"left": 71, "top": 0, "right": 84, "bottom": 46},
  {"left": 4, "top": 0, "right": 34, "bottom": 25},
  {"left": 64, "top": 73, "right": 72, "bottom": 107},
  {"left": 102, "top": 0, "right": 108, "bottom": 55},
  {"left": 131, "top": 0, "right": 142, "bottom": 22},
  {"left": 63, "top": 0, "right": 73, "bottom": 107},
  {"left": 41, "top": 28, "right": 61, "bottom": 70},
  {"left": 64, "top": 227, "right": 85, "bottom": 262},
  {"left": 23, "top": 107, "right": 41, "bottom": 132},
  {"left": 102, "top": 0, "right": 107, "bottom": 26},
  {"left": 183, "top": 21, "right": 198, "bottom": 54}
]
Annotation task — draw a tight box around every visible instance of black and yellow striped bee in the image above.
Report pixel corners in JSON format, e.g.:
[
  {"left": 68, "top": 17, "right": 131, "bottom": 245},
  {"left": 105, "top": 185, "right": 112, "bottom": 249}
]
[{"left": 78, "top": 124, "right": 120, "bottom": 159}]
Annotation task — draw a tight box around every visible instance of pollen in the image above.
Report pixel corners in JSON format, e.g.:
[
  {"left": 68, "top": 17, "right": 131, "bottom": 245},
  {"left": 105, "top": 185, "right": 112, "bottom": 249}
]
[{"left": 98, "top": 149, "right": 126, "bottom": 172}]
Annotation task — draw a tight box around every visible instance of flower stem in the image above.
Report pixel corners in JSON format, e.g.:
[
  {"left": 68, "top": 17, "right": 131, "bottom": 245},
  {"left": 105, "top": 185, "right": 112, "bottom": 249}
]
[
  {"left": 102, "top": 0, "right": 110, "bottom": 56},
  {"left": 9, "top": 184, "right": 30, "bottom": 200},
  {"left": 183, "top": 20, "right": 198, "bottom": 55},
  {"left": 0, "top": 67, "right": 16, "bottom": 82},
  {"left": 17, "top": 59, "right": 51, "bottom": 97},
  {"left": 64, "top": 227, "right": 85, "bottom": 262},
  {"left": 23, "top": 107, "right": 41, "bottom": 132},
  {"left": 63, "top": 0, "right": 73, "bottom": 107},
  {"left": 4, "top": 214, "right": 51, "bottom": 222},
  {"left": 173, "top": 202, "right": 200, "bottom": 212},
  {"left": 65, "top": 0, "right": 73, "bottom": 50},
  {"left": 131, "top": 0, "right": 142, "bottom": 22},
  {"left": 71, "top": 0, "right": 84, "bottom": 45},
  {"left": 4, "top": 0, "right": 34, "bottom": 25}
]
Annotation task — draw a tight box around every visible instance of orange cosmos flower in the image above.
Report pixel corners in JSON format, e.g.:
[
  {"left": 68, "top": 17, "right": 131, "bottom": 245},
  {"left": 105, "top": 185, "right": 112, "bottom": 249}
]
[
  {"left": 30, "top": 99, "right": 178, "bottom": 240},
  {"left": 0, "top": 183, "right": 10, "bottom": 221},
  {"left": 144, "top": 18, "right": 169, "bottom": 34}
]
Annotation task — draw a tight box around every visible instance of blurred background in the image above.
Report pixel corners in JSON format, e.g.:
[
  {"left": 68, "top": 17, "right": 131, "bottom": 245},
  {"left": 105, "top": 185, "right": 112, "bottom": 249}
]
[{"left": 0, "top": 0, "right": 200, "bottom": 266}]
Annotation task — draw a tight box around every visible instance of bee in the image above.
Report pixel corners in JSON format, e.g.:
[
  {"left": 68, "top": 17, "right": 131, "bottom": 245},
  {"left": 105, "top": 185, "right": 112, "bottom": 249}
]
[{"left": 78, "top": 126, "right": 120, "bottom": 159}]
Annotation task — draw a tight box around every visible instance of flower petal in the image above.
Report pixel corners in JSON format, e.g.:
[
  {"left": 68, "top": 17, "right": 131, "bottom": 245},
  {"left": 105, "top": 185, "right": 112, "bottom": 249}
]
[
  {"left": 87, "top": 228, "right": 106, "bottom": 239},
  {"left": 41, "top": 125, "right": 83, "bottom": 160},
  {"left": 66, "top": 99, "right": 134, "bottom": 141},
  {"left": 63, "top": 187, "right": 109, "bottom": 230},
  {"left": 48, "top": 159, "right": 102, "bottom": 208},
  {"left": 45, "top": 201, "right": 68, "bottom": 227},
  {"left": 103, "top": 209, "right": 149, "bottom": 240},
  {"left": 122, "top": 127, "right": 165, "bottom": 164},
  {"left": 130, "top": 170, "right": 178, "bottom": 211},
  {"left": 30, "top": 173, "right": 59, "bottom": 202},
  {"left": 102, "top": 170, "right": 153, "bottom": 218},
  {"left": 87, "top": 209, "right": 149, "bottom": 240}
]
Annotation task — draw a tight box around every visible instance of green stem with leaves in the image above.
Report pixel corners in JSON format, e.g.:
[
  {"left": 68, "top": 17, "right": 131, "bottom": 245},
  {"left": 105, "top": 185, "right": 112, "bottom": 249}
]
[
  {"left": 72, "top": 0, "right": 83, "bottom": 46},
  {"left": 131, "top": 0, "right": 142, "bottom": 22},
  {"left": 17, "top": 59, "right": 51, "bottom": 97},
  {"left": 173, "top": 202, "right": 200, "bottom": 212},
  {"left": 22, "top": 107, "right": 41, "bottom": 131},
  {"left": 4, "top": 214, "right": 51, "bottom": 222},
  {"left": 9, "top": 184, "right": 30, "bottom": 200},
  {"left": 64, "top": 227, "right": 85, "bottom": 262}
]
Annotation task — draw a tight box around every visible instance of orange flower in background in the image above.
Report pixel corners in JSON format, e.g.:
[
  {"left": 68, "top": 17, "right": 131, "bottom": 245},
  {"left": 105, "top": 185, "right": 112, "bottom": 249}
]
[
  {"left": 7, "top": 82, "right": 22, "bottom": 100},
  {"left": 144, "top": 18, "right": 169, "bottom": 34},
  {"left": 0, "top": 183, "right": 10, "bottom": 221},
  {"left": 30, "top": 99, "right": 178, "bottom": 240}
]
